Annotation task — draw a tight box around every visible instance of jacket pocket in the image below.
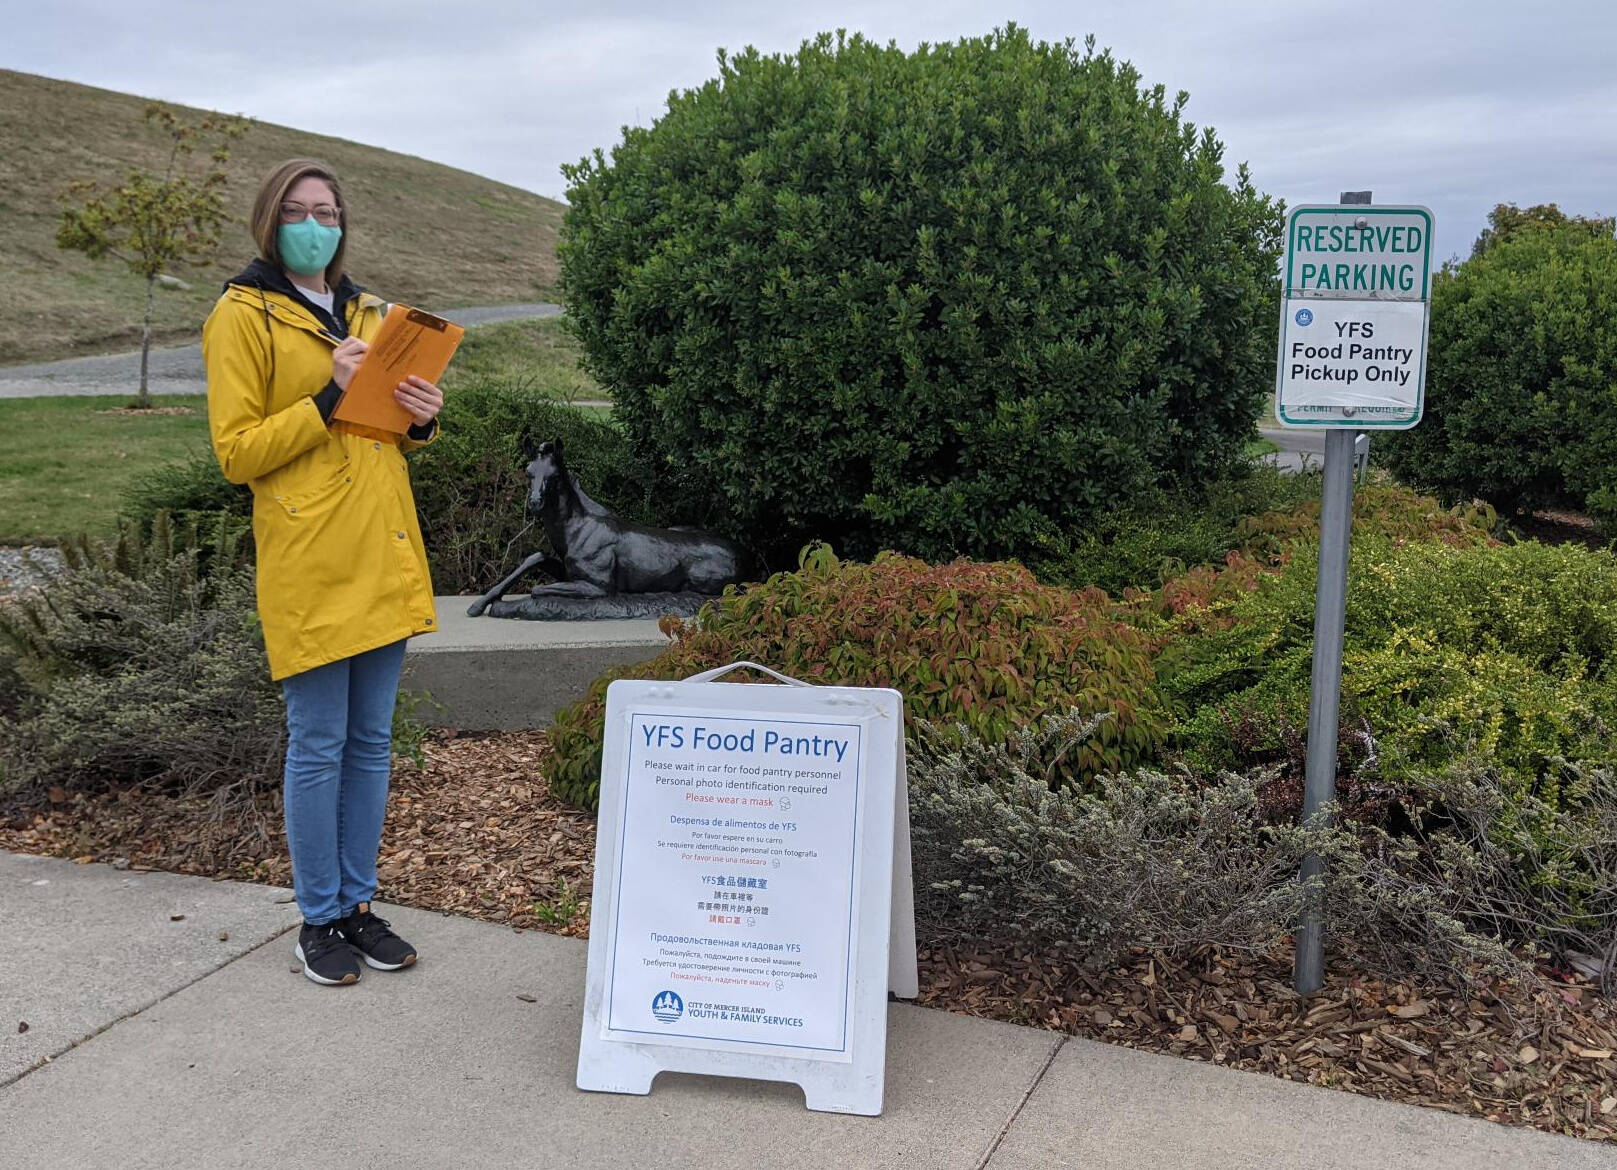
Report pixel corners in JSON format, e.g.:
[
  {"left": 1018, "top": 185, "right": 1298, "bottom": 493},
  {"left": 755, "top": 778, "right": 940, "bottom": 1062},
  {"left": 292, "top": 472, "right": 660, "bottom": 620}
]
[{"left": 255, "top": 447, "right": 353, "bottom": 518}]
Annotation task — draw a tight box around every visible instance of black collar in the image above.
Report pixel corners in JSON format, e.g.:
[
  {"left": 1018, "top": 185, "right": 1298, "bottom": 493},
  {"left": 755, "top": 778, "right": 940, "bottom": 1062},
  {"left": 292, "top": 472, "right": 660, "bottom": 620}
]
[{"left": 225, "top": 258, "right": 367, "bottom": 336}]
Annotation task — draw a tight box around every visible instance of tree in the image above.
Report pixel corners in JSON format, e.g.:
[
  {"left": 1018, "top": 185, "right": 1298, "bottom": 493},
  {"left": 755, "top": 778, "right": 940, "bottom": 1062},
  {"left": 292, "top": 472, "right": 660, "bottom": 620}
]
[
  {"left": 1470, "top": 202, "right": 1614, "bottom": 259},
  {"left": 560, "top": 27, "right": 1282, "bottom": 566},
  {"left": 57, "top": 104, "right": 249, "bottom": 407}
]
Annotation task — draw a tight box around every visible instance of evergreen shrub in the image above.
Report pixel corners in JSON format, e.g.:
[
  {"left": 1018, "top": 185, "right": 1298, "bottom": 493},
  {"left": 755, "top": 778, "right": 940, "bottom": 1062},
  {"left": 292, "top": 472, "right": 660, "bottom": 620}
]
[
  {"left": 560, "top": 26, "right": 1282, "bottom": 565},
  {"left": 908, "top": 710, "right": 1528, "bottom": 978},
  {"left": 0, "top": 513, "right": 434, "bottom": 799},
  {"left": 406, "top": 383, "right": 658, "bottom": 596},
  {"left": 1158, "top": 538, "right": 1617, "bottom": 853},
  {"left": 1380, "top": 223, "right": 1617, "bottom": 522},
  {"left": 0, "top": 513, "right": 284, "bottom": 798},
  {"left": 1033, "top": 463, "right": 1321, "bottom": 595},
  {"left": 1128, "top": 483, "right": 1498, "bottom": 630},
  {"left": 122, "top": 449, "right": 250, "bottom": 533},
  {"left": 544, "top": 545, "right": 1167, "bottom": 810},
  {"left": 1232, "top": 484, "right": 1498, "bottom": 562}
]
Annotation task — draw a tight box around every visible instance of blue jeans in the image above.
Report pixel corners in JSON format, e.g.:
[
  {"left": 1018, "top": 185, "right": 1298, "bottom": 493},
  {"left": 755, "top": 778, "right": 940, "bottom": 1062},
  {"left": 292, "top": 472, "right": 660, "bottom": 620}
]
[{"left": 280, "top": 640, "right": 407, "bottom": 925}]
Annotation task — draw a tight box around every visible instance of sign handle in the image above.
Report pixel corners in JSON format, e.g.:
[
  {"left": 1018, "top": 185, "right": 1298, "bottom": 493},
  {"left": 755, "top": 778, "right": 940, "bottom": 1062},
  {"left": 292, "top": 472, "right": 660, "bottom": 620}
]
[{"left": 681, "top": 660, "right": 812, "bottom": 687}]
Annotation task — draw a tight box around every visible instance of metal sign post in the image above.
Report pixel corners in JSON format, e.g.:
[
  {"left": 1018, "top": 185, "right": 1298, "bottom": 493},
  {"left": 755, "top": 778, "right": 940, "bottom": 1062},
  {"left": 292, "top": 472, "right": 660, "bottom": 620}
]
[
  {"left": 1277, "top": 191, "right": 1433, "bottom": 994},
  {"left": 1293, "top": 424, "right": 1355, "bottom": 994}
]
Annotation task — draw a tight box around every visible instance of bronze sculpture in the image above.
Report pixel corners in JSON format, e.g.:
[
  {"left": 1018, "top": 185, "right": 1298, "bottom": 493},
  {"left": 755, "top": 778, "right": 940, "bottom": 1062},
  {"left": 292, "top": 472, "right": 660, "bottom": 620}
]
[{"left": 467, "top": 437, "right": 747, "bottom": 620}]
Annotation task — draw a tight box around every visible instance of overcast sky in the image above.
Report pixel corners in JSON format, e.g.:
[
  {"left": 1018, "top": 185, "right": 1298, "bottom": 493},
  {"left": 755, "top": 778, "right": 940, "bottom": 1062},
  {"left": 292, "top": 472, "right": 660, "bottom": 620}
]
[{"left": 9, "top": 0, "right": 1614, "bottom": 262}]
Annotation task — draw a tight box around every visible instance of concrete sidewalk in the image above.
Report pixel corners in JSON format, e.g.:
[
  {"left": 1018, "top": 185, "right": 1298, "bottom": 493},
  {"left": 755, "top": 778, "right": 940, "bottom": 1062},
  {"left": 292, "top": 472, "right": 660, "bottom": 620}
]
[{"left": 1, "top": 852, "right": 1609, "bottom": 1169}]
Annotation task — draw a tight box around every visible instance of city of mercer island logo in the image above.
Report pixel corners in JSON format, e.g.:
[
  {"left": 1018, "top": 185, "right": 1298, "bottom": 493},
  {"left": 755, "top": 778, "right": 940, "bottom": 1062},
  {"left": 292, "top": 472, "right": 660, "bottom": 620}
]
[{"left": 652, "top": 990, "right": 684, "bottom": 1024}]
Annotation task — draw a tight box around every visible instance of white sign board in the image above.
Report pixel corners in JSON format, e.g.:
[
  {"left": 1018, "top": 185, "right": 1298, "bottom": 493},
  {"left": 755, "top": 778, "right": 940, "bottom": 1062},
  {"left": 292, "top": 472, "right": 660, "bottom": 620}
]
[
  {"left": 1275, "top": 204, "right": 1434, "bottom": 429},
  {"left": 577, "top": 663, "right": 916, "bottom": 1117}
]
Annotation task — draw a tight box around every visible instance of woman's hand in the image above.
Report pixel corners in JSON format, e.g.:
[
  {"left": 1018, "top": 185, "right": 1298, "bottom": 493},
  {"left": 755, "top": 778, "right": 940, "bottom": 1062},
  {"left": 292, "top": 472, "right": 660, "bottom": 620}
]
[
  {"left": 332, "top": 338, "right": 368, "bottom": 390},
  {"left": 394, "top": 375, "right": 444, "bottom": 426}
]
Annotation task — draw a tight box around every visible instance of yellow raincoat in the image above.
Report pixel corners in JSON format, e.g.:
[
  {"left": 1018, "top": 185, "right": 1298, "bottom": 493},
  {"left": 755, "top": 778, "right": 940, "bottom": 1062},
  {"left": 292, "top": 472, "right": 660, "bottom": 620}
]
[{"left": 204, "top": 274, "right": 438, "bottom": 681}]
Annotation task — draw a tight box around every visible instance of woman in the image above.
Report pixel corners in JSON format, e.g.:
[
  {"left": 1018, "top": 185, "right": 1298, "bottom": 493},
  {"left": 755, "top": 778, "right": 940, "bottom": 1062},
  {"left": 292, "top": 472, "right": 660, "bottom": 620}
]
[{"left": 204, "top": 158, "right": 443, "bottom": 986}]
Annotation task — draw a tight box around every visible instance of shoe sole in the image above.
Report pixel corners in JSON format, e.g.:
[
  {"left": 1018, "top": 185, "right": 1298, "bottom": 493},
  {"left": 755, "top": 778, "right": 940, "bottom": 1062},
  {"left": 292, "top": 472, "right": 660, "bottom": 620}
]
[
  {"left": 360, "top": 951, "right": 418, "bottom": 971},
  {"left": 294, "top": 942, "right": 360, "bottom": 986}
]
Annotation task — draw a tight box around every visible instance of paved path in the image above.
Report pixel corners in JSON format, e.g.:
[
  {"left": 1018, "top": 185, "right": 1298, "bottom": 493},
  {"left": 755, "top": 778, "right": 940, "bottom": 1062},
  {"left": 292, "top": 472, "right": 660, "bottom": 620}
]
[
  {"left": 0, "top": 303, "right": 562, "bottom": 400},
  {"left": 1, "top": 851, "right": 1607, "bottom": 1169},
  {"left": 1261, "top": 426, "right": 1326, "bottom": 473}
]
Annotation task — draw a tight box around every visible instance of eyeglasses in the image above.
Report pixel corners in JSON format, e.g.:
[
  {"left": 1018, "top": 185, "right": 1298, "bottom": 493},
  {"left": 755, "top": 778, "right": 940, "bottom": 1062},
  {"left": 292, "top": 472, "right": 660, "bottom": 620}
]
[{"left": 279, "top": 201, "right": 341, "bottom": 226}]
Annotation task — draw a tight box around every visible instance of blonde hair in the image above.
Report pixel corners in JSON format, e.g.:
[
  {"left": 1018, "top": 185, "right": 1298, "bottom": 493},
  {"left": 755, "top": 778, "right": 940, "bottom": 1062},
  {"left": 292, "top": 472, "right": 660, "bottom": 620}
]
[{"left": 248, "top": 158, "right": 349, "bottom": 285}]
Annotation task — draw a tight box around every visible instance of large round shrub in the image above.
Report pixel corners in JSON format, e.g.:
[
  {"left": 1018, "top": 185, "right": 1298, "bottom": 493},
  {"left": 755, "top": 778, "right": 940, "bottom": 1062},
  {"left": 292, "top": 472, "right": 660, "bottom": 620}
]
[
  {"left": 560, "top": 27, "right": 1283, "bottom": 565},
  {"left": 1381, "top": 222, "right": 1617, "bottom": 521}
]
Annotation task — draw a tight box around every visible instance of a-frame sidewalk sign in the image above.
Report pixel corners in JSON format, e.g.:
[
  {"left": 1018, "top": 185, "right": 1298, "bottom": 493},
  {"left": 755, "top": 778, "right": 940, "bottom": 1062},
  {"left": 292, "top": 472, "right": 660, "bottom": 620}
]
[{"left": 577, "top": 662, "right": 917, "bottom": 1116}]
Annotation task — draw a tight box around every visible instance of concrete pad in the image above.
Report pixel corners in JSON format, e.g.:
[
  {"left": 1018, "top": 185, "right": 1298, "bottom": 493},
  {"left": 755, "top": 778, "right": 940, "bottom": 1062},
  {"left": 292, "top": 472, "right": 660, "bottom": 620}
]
[
  {"left": 402, "top": 598, "right": 670, "bottom": 730},
  {"left": 0, "top": 852, "right": 298, "bottom": 1086},
  {"left": 419, "top": 599, "right": 669, "bottom": 653},
  {"left": 0, "top": 903, "right": 1059, "bottom": 1169},
  {"left": 988, "top": 1033, "right": 1610, "bottom": 1170}
]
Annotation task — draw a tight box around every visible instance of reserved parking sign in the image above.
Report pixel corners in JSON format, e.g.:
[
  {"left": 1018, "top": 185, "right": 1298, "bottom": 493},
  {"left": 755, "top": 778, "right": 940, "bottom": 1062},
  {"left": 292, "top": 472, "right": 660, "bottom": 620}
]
[{"left": 1275, "top": 204, "right": 1434, "bottom": 429}]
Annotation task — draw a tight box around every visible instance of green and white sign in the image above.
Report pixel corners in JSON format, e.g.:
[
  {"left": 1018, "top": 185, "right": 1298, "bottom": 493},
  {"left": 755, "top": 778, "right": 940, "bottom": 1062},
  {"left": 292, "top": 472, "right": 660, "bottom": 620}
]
[{"left": 1276, "top": 205, "right": 1434, "bottom": 429}]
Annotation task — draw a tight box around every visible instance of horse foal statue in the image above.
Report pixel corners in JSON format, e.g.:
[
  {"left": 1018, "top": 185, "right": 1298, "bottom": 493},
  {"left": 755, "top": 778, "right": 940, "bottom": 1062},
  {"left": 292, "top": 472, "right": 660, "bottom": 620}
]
[{"left": 467, "top": 437, "right": 748, "bottom": 620}]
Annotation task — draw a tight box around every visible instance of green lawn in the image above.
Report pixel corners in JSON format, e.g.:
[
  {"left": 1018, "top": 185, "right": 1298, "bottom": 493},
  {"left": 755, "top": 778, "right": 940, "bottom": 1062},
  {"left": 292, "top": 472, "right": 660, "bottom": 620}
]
[
  {"left": 0, "top": 395, "right": 210, "bottom": 543},
  {"left": 443, "top": 317, "right": 606, "bottom": 400}
]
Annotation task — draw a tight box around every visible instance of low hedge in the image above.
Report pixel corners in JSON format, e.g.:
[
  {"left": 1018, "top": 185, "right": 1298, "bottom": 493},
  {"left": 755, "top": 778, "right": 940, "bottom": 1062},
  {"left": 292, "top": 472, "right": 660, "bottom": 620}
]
[
  {"left": 909, "top": 710, "right": 1531, "bottom": 979},
  {"left": 1035, "top": 476, "right": 1498, "bottom": 598},
  {"left": 545, "top": 544, "right": 1167, "bottom": 810},
  {"left": 1033, "top": 462, "right": 1321, "bottom": 594},
  {"left": 0, "top": 513, "right": 284, "bottom": 798},
  {"left": 1158, "top": 537, "right": 1617, "bottom": 853},
  {"left": 122, "top": 383, "right": 660, "bottom": 598},
  {"left": 406, "top": 381, "right": 658, "bottom": 596},
  {"left": 122, "top": 450, "right": 251, "bottom": 532}
]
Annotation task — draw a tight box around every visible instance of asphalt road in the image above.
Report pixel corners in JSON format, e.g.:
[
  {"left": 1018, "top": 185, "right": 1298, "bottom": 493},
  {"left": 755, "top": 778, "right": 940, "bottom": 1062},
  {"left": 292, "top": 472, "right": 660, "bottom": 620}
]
[
  {"left": 0, "top": 303, "right": 562, "bottom": 399},
  {"left": 1260, "top": 426, "right": 1327, "bottom": 473}
]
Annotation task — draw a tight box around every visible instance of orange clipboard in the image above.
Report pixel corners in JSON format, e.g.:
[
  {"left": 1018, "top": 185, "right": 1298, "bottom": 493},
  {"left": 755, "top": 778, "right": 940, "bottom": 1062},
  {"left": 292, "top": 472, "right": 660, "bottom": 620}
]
[{"left": 332, "top": 304, "right": 464, "bottom": 433}]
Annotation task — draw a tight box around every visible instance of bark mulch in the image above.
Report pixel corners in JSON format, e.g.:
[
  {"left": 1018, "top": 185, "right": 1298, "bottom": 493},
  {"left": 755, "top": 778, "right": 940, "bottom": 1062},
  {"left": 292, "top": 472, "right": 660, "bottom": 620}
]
[
  {"left": 917, "top": 942, "right": 1617, "bottom": 1143},
  {"left": 3, "top": 729, "right": 1614, "bottom": 1142},
  {"left": 0, "top": 730, "right": 593, "bottom": 937}
]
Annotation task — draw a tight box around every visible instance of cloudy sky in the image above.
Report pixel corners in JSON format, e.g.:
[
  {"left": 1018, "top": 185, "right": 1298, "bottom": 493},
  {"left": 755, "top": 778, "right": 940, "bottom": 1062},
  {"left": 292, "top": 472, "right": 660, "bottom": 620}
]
[{"left": 8, "top": 0, "right": 1614, "bottom": 262}]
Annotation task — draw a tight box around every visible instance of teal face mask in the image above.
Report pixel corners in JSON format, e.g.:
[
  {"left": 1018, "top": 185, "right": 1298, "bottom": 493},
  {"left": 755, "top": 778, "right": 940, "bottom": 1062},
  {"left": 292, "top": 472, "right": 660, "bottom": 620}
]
[{"left": 277, "top": 217, "right": 342, "bottom": 276}]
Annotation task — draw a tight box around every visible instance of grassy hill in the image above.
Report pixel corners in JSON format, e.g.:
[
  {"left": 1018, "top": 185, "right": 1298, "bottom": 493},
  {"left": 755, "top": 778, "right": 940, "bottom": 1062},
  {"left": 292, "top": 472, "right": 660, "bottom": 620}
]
[{"left": 0, "top": 69, "right": 566, "bottom": 365}]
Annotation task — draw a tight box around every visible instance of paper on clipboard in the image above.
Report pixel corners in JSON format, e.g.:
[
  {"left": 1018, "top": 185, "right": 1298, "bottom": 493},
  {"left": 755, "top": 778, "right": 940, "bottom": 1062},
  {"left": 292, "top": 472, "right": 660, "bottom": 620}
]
[{"left": 332, "top": 304, "right": 464, "bottom": 433}]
